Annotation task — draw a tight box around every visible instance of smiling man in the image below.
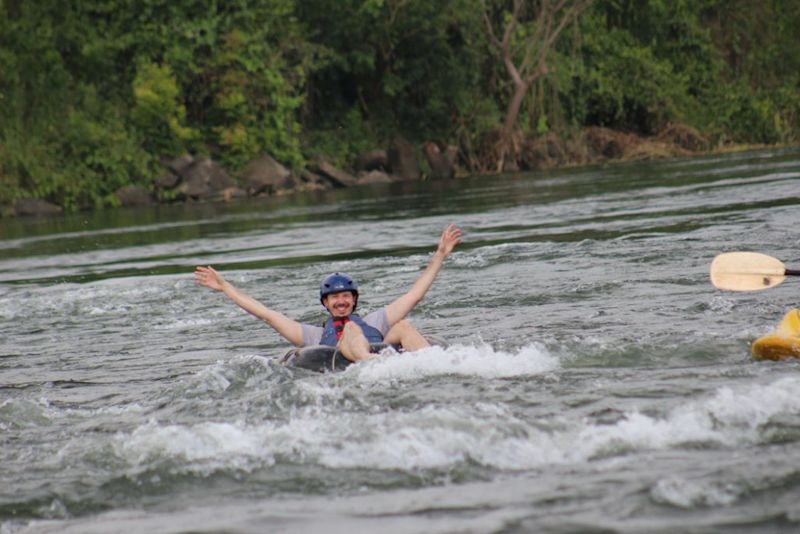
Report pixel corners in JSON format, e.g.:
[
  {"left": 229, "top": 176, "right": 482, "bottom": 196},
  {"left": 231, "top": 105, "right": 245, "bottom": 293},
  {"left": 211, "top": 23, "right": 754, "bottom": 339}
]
[{"left": 194, "top": 224, "right": 461, "bottom": 362}]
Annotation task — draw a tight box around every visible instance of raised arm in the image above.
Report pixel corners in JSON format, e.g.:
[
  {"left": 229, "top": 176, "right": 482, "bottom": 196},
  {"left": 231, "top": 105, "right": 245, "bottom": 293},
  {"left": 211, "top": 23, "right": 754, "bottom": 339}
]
[
  {"left": 384, "top": 224, "right": 461, "bottom": 326},
  {"left": 194, "top": 266, "right": 304, "bottom": 346}
]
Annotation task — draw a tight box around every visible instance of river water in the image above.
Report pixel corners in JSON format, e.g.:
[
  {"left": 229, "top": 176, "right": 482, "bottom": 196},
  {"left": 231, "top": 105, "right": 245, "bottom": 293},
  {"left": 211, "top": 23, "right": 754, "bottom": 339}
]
[{"left": 2, "top": 148, "right": 800, "bottom": 533}]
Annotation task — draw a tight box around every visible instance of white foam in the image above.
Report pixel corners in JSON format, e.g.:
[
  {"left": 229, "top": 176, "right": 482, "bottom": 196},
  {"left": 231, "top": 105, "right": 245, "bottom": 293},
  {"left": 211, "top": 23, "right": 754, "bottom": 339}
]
[
  {"left": 346, "top": 342, "right": 560, "bottom": 382},
  {"left": 0, "top": 281, "right": 172, "bottom": 321},
  {"left": 186, "top": 355, "right": 274, "bottom": 394},
  {"left": 703, "top": 378, "right": 800, "bottom": 430},
  {"left": 0, "top": 398, "right": 52, "bottom": 429},
  {"left": 307, "top": 375, "right": 800, "bottom": 470},
  {"left": 573, "top": 376, "right": 800, "bottom": 461},
  {"left": 108, "top": 375, "right": 800, "bottom": 476},
  {"left": 650, "top": 477, "right": 740, "bottom": 508},
  {"left": 59, "top": 403, "right": 145, "bottom": 419},
  {"left": 269, "top": 403, "right": 565, "bottom": 471},
  {"left": 153, "top": 317, "right": 217, "bottom": 331},
  {"left": 707, "top": 296, "right": 736, "bottom": 313},
  {"left": 192, "top": 362, "right": 233, "bottom": 393},
  {"left": 116, "top": 420, "right": 273, "bottom": 472},
  {"left": 109, "top": 402, "right": 561, "bottom": 474}
]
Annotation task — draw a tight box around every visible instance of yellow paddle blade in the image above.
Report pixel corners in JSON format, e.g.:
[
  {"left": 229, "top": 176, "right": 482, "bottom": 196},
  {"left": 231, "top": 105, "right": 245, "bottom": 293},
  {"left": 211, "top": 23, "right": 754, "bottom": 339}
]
[{"left": 709, "top": 252, "right": 786, "bottom": 291}]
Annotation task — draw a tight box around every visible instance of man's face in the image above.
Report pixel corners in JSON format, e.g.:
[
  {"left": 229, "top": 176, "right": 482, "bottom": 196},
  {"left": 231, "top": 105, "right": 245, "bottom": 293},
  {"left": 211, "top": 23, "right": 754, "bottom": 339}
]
[{"left": 323, "top": 291, "right": 356, "bottom": 318}]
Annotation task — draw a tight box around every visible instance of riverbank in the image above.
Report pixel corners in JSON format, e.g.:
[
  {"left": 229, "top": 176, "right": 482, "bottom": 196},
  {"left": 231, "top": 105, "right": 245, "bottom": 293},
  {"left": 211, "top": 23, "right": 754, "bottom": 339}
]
[{"left": 1, "top": 123, "right": 774, "bottom": 218}]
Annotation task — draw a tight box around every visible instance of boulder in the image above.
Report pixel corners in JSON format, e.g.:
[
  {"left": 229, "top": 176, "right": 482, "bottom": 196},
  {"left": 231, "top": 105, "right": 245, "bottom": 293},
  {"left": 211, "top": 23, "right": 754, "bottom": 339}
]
[
  {"left": 154, "top": 170, "right": 181, "bottom": 190},
  {"left": 357, "top": 170, "right": 394, "bottom": 184},
  {"left": 163, "top": 154, "right": 195, "bottom": 176},
  {"left": 114, "top": 185, "right": 153, "bottom": 207},
  {"left": 179, "top": 158, "right": 236, "bottom": 199},
  {"left": 219, "top": 187, "right": 248, "bottom": 201},
  {"left": 242, "top": 154, "right": 293, "bottom": 195},
  {"left": 208, "top": 164, "right": 236, "bottom": 191},
  {"left": 309, "top": 159, "right": 358, "bottom": 187},
  {"left": 387, "top": 137, "right": 420, "bottom": 181},
  {"left": 355, "top": 149, "right": 389, "bottom": 172},
  {"left": 299, "top": 170, "right": 334, "bottom": 190},
  {"left": 423, "top": 141, "right": 457, "bottom": 179},
  {"left": 12, "top": 198, "right": 63, "bottom": 217}
]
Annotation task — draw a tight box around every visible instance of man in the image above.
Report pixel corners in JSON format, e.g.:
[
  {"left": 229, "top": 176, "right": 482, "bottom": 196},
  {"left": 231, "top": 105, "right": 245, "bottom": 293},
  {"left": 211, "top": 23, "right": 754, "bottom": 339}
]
[{"left": 194, "top": 224, "right": 461, "bottom": 362}]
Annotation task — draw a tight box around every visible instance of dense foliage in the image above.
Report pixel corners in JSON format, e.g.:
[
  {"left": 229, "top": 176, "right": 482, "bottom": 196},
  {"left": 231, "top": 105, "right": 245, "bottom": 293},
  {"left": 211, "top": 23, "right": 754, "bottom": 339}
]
[{"left": 1, "top": 0, "right": 798, "bottom": 210}]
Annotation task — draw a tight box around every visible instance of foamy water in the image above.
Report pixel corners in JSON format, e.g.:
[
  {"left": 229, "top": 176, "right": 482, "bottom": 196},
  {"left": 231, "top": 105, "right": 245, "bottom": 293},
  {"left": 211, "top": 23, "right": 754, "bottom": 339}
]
[{"left": 3, "top": 148, "right": 800, "bottom": 533}]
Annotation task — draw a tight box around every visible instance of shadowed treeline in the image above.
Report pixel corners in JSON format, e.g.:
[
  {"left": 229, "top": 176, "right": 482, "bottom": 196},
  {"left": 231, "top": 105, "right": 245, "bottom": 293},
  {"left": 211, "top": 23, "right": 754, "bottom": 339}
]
[{"left": 1, "top": 0, "right": 798, "bottom": 214}]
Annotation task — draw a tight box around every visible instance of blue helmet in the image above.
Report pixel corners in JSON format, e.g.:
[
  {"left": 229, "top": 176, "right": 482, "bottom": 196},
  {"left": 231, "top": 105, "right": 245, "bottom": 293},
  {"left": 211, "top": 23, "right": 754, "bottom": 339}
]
[{"left": 319, "top": 272, "right": 359, "bottom": 305}]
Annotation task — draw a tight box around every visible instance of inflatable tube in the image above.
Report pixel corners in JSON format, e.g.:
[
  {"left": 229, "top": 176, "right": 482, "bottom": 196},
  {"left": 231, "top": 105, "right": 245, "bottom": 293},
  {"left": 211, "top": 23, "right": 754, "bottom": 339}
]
[
  {"left": 752, "top": 309, "right": 800, "bottom": 361},
  {"left": 279, "top": 336, "right": 447, "bottom": 373}
]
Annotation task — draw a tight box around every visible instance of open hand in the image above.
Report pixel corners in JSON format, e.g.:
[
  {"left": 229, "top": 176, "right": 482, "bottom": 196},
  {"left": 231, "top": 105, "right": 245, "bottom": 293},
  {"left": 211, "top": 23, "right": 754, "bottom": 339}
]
[
  {"left": 437, "top": 224, "right": 462, "bottom": 257},
  {"left": 194, "top": 265, "right": 226, "bottom": 291}
]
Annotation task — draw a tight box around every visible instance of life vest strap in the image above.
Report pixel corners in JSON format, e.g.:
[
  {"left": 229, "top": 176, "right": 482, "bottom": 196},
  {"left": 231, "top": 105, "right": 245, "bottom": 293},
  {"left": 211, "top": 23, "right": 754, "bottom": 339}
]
[{"left": 333, "top": 317, "right": 349, "bottom": 341}]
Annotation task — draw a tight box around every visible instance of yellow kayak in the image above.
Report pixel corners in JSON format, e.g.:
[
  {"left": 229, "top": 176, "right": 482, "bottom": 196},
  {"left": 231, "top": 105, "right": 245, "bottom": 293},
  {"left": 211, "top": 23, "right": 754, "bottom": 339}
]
[{"left": 752, "top": 309, "right": 800, "bottom": 361}]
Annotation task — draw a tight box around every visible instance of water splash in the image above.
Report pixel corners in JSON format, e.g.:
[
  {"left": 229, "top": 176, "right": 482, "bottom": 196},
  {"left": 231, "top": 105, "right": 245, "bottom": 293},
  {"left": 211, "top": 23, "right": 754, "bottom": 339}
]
[{"left": 344, "top": 342, "right": 560, "bottom": 381}]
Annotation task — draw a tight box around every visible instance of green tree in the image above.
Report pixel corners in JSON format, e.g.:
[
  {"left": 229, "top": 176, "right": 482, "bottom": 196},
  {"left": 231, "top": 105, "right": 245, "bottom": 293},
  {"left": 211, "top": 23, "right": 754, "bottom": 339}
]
[
  {"left": 702, "top": 0, "right": 800, "bottom": 143},
  {"left": 482, "top": 0, "right": 595, "bottom": 135},
  {"left": 0, "top": 0, "right": 151, "bottom": 209},
  {"left": 296, "top": 0, "right": 488, "bottom": 162},
  {"left": 132, "top": 61, "right": 199, "bottom": 156},
  {"left": 0, "top": 0, "right": 317, "bottom": 211}
]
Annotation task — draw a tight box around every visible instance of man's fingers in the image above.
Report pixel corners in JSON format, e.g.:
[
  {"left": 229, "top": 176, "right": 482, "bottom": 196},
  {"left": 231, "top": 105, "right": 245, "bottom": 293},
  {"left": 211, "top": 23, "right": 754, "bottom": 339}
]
[
  {"left": 194, "top": 266, "right": 214, "bottom": 287},
  {"left": 444, "top": 225, "right": 461, "bottom": 244}
]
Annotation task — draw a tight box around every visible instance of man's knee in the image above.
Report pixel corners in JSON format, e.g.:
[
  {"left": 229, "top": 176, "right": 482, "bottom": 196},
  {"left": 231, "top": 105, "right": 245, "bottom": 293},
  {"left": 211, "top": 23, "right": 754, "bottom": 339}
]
[
  {"left": 342, "top": 321, "right": 360, "bottom": 334},
  {"left": 392, "top": 319, "right": 415, "bottom": 333},
  {"left": 386, "top": 319, "right": 427, "bottom": 345},
  {"left": 338, "top": 322, "right": 372, "bottom": 361},
  {"left": 341, "top": 321, "right": 367, "bottom": 341}
]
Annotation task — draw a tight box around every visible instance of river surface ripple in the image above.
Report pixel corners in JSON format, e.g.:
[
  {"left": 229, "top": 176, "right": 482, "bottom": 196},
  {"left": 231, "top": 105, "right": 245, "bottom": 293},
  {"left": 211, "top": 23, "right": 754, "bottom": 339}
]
[{"left": 2, "top": 148, "right": 800, "bottom": 533}]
